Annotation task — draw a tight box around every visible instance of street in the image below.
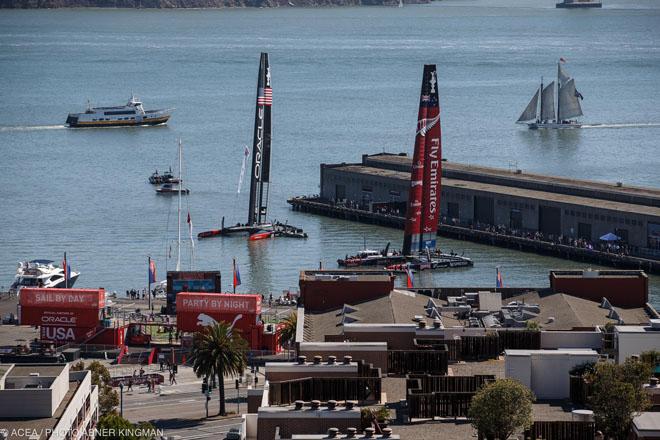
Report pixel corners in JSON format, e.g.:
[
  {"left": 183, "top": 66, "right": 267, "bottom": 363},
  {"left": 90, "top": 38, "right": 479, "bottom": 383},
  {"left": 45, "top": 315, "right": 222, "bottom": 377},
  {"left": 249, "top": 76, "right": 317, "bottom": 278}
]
[{"left": 112, "top": 364, "right": 259, "bottom": 439}]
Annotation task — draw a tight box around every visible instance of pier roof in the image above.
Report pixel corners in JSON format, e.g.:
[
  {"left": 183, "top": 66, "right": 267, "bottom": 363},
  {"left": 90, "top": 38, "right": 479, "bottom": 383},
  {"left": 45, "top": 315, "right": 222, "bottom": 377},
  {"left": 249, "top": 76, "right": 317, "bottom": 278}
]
[
  {"left": 363, "top": 153, "right": 660, "bottom": 202},
  {"left": 329, "top": 165, "right": 660, "bottom": 217}
]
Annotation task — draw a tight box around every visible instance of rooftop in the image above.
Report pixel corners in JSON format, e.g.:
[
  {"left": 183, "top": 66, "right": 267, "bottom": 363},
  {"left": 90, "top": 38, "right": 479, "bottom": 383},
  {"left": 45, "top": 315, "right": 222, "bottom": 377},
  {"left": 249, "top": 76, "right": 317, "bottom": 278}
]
[
  {"left": 328, "top": 165, "right": 660, "bottom": 217},
  {"left": 633, "top": 412, "right": 660, "bottom": 433},
  {"left": 505, "top": 349, "right": 599, "bottom": 356},
  {"left": 304, "top": 290, "right": 439, "bottom": 342},
  {"left": 362, "top": 153, "right": 660, "bottom": 202},
  {"left": 615, "top": 324, "right": 660, "bottom": 333},
  {"left": 300, "top": 270, "right": 393, "bottom": 283},
  {"left": 303, "top": 287, "right": 652, "bottom": 341},
  {"left": 0, "top": 379, "right": 81, "bottom": 440},
  {"left": 7, "top": 364, "right": 65, "bottom": 377}
]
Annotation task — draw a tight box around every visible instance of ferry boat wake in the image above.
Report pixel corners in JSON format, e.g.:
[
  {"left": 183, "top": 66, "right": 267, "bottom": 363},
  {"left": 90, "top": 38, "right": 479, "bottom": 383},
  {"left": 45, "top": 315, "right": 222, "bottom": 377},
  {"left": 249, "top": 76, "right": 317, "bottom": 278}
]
[{"left": 0, "top": 124, "right": 66, "bottom": 132}]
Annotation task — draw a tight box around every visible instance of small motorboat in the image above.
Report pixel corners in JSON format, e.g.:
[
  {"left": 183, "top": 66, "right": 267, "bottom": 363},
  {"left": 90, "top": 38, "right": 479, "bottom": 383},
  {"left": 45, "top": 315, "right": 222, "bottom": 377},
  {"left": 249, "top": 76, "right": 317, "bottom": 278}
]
[
  {"left": 149, "top": 167, "right": 180, "bottom": 185},
  {"left": 155, "top": 183, "right": 189, "bottom": 195}
]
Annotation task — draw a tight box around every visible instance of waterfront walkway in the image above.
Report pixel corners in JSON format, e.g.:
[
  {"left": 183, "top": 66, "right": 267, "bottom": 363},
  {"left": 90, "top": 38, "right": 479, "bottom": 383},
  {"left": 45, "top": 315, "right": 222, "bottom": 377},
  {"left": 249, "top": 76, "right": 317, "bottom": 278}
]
[{"left": 288, "top": 197, "right": 660, "bottom": 274}]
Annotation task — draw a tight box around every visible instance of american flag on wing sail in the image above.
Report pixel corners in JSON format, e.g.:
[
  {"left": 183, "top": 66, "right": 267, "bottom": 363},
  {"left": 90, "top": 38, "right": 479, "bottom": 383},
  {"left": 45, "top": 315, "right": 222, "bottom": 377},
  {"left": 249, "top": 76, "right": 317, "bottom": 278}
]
[{"left": 257, "top": 87, "right": 272, "bottom": 106}]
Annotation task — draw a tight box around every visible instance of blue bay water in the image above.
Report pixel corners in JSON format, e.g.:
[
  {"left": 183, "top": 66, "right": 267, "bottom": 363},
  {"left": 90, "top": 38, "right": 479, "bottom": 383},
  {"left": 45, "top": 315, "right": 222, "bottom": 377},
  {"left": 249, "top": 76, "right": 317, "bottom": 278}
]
[{"left": 0, "top": 0, "right": 659, "bottom": 305}]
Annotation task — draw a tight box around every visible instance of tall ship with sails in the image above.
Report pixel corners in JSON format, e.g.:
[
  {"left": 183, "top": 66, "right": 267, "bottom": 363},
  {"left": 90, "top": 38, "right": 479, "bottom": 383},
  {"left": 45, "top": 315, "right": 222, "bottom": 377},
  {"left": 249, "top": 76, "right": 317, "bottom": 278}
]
[
  {"left": 66, "top": 94, "right": 173, "bottom": 128},
  {"left": 198, "top": 53, "right": 306, "bottom": 241},
  {"left": 338, "top": 64, "right": 471, "bottom": 271},
  {"left": 517, "top": 60, "right": 585, "bottom": 129}
]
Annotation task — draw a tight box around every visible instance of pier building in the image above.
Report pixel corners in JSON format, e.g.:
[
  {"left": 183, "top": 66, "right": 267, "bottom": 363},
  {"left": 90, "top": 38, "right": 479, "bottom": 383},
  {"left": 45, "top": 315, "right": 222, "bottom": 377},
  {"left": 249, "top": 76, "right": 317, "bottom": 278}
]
[{"left": 318, "top": 153, "right": 660, "bottom": 258}]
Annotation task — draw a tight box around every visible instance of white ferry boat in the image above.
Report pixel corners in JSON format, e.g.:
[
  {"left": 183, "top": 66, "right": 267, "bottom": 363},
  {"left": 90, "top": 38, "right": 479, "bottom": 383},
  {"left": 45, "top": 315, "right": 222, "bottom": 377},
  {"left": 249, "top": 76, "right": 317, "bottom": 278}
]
[{"left": 66, "top": 95, "right": 173, "bottom": 128}]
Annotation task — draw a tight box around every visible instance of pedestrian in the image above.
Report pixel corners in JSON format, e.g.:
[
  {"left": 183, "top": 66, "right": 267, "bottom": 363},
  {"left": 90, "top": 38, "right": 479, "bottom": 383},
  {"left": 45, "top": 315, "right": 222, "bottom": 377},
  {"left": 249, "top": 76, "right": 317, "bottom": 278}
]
[
  {"left": 171, "top": 372, "right": 177, "bottom": 385},
  {"left": 147, "top": 378, "right": 152, "bottom": 393},
  {"left": 127, "top": 378, "right": 133, "bottom": 391},
  {"left": 133, "top": 369, "right": 137, "bottom": 378},
  {"left": 168, "top": 332, "right": 173, "bottom": 344},
  {"left": 160, "top": 360, "right": 164, "bottom": 372},
  {"left": 139, "top": 367, "right": 145, "bottom": 377},
  {"left": 254, "top": 375, "right": 258, "bottom": 386}
]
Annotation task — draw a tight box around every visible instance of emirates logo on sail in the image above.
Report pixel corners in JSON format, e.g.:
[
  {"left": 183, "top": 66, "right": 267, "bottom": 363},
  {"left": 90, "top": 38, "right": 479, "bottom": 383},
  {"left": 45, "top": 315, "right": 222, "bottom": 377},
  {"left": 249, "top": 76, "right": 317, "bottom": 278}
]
[{"left": 417, "top": 114, "right": 440, "bottom": 137}]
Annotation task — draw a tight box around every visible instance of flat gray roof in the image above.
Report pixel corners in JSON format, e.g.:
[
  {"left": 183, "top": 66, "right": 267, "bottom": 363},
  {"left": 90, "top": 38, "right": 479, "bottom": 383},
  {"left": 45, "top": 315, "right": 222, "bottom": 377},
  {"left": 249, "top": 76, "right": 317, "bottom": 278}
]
[
  {"left": 328, "top": 165, "right": 660, "bottom": 218},
  {"left": 0, "top": 380, "right": 80, "bottom": 440},
  {"left": 365, "top": 153, "right": 660, "bottom": 200},
  {"left": 7, "top": 364, "right": 65, "bottom": 377}
]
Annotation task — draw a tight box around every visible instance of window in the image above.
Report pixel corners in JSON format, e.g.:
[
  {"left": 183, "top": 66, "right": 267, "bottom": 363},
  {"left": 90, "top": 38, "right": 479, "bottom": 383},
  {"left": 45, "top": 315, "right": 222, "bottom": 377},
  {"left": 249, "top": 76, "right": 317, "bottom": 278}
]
[{"left": 104, "top": 110, "right": 136, "bottom": 115}]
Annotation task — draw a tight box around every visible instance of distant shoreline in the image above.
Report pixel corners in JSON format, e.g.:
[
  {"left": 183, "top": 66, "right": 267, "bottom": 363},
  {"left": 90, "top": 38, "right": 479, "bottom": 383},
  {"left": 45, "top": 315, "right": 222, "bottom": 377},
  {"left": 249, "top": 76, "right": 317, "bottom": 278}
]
[{"left": 0, "top": 0, "right": 430, "bottom": 8}]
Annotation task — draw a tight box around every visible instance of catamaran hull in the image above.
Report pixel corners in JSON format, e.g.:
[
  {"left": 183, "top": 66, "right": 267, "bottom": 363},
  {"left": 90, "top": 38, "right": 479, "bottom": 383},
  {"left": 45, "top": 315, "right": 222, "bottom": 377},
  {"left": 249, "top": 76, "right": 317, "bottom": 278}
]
[
  {"left": 198, "top": 224, "right": 270, "bottom": 239},
  {"left": 556, "top": 2, "right": 601, "bottom": 8},
  {"left": 339, "top": 255, "right": 473, "bottom": 270},
  {"left": 528, "top": 122, "right": 582, "bottom": 130}
]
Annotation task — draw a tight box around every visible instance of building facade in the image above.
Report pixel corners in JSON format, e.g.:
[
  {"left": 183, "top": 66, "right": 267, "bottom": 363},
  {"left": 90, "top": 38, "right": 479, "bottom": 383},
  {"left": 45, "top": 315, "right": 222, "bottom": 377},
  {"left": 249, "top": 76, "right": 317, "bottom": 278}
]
[
  {"left": 319, "top": 153, "right": 660, "bottom": 256},
  {"left": 0, "top": 363, "right": 99, "bottom": 440}
]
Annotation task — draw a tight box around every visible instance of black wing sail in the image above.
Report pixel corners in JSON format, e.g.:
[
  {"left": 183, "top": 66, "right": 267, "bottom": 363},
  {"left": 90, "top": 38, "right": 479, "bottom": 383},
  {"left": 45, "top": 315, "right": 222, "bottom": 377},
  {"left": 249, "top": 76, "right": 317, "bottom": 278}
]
[{"left": 247, "top": 52, "right": 273, "bottom": 226}]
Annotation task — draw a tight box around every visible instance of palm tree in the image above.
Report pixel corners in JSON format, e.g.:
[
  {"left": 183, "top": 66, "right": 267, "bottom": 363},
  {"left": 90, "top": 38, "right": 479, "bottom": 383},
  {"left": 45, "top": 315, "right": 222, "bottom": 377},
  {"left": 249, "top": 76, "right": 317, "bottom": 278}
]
[
  {"left": 190, "top": 322, "right": 248, "bottom": 416},
  {"left": 278, "top": 311, "right": 297, "bottom": 353}
]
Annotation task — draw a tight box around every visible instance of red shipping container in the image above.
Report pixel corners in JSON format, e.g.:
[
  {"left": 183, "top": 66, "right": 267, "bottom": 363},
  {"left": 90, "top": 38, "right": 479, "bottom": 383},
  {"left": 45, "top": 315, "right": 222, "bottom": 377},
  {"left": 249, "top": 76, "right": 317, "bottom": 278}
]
[
  {"left": 176, "top": 293, "right": 263, "bottom": 349},
  {"left": 19, "top": 288, "right": 105, "bottom": 309}
]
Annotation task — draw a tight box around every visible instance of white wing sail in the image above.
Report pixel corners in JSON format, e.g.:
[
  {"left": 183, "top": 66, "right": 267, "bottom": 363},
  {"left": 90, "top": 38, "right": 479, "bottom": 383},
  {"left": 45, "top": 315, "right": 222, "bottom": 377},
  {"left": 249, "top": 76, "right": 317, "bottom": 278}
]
[{"left": 517, "top": 88, "right": 540, "bottom": 122}]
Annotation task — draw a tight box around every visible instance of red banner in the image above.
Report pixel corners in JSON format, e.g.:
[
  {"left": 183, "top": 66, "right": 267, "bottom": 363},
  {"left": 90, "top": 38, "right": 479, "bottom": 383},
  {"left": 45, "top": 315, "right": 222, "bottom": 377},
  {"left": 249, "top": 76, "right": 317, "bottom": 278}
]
[
  {"left": 19, "top": 288, "right": 105, "bottom": 309},
  {"left": 40, "top": 325, "right": 97, "bottom": 343},
  {"left": 176, "top": 292, "right": 261, "bottom": 314}
]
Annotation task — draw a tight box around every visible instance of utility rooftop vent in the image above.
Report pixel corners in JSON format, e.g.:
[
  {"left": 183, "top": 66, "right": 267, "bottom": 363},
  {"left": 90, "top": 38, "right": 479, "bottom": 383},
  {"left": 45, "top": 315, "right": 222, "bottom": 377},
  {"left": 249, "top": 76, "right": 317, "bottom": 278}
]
[
  {"left": 600, "top": 297, "right": 613, "bottom": 310},
  {"left": 339, "top": 304, "right": 359, "bottom": 316},
  {"left": 650, "top": 319, "right": 660, "bottom": 330}
]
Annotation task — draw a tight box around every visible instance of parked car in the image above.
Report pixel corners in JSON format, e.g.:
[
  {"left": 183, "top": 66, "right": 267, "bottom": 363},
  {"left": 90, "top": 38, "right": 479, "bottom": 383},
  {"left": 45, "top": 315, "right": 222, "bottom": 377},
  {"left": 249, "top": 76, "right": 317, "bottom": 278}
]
[{"left": 225, "top": 427, "right": 241, "bottom": 440}]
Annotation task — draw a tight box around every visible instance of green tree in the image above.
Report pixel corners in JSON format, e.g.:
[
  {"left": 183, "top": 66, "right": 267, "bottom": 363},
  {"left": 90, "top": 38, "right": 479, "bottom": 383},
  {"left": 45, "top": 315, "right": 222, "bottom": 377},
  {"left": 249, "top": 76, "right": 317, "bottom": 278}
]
[
  {"left": 525, "top": 320, "right": 540, "bottom": 331},
  {"left": 640, "top": 350, "right": 660, "bottom": 370},
  {"left": 277, "top": 311, "right": 298, "bottom": 348},
  {"left": 96, "top": 413, "right": 157, "bottom": 440},
  {"left": 190, "top": 322, "right": 248, "bottom": 416},
  {"left": 469, "top": 378, "right": 535, "bottom": 440},
  {"left": 587, "top": 359, "right": 652, "bottom": 440},
  {"left": 71, "top": 360, "right": 119, "bottom": 415}
]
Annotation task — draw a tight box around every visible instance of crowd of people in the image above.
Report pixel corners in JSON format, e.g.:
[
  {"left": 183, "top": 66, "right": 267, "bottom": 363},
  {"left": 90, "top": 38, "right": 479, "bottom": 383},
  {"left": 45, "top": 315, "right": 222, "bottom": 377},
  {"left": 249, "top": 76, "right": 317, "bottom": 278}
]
[
  {"left": 458, "top": 219, "right": 633, "bottom": 257},
  {"left": 323, "top": 198, "right": 636, "bottom": 258}
]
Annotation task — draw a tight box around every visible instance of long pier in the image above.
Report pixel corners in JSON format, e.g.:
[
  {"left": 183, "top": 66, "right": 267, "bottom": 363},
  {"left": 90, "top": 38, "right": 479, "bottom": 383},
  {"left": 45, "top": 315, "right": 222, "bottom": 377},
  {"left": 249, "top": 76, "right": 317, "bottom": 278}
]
[{"left": 288, "top": 197, "right": 660, "bottom": 274}]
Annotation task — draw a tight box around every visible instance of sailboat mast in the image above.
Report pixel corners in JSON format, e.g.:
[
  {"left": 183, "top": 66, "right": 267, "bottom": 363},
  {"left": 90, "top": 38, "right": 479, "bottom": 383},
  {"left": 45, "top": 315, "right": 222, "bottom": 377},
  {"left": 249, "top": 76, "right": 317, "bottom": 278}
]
[
  {"left": 556, "top": 63, "right": 561, "bottom": 123},
  {"left": 539, "top": 77, "right": 544, "bottom": 122},
  {"left": 177, "top": 138, "right": 182, "bottom": 272},
  {"left": 247, "top": 53, "right": 273, "bottom": 226}
]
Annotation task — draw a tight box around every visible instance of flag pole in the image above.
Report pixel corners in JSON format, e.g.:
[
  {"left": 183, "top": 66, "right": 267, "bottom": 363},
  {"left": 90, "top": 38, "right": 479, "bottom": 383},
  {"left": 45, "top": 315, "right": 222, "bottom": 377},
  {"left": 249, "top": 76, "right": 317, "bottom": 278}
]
[
  {"left": 233, "top": 258, "right": 236, "bottom": 294},
  {"left": 148, "top": 256, "right": 152, "bottom": 312},
  {"left": 64, "top": 252, "right": 68, "bottom": 288}
]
